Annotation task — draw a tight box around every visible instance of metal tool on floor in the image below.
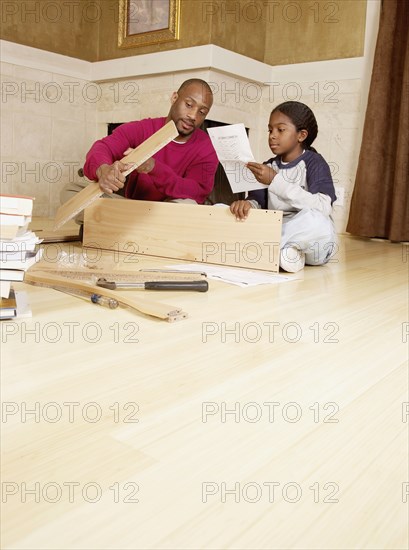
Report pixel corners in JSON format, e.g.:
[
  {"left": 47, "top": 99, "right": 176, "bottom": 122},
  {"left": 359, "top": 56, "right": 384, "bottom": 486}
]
[
  {"left": 60, "top": 288, "right": 119, "bottom": 309},
  {"left": 25, "top": 271, "right": 188, "bottom": 322},
  {"left": 96, "top": 278, "right": 209, "bottom": 292}
]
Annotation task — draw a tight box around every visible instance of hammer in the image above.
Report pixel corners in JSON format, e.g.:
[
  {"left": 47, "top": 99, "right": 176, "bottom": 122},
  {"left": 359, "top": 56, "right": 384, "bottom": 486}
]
[{"left": 96, "top": 278, "right": 209, "bottom": 292}]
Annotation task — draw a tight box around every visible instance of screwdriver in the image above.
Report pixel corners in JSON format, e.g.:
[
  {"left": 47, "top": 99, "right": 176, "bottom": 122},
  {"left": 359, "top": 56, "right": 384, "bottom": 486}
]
[
  {"left": 90, "top": 294, "right": 119, "bottom": 309},
  {"left": 96, "top": 278, "right": 209, "bottom": 292},
  {"left": 58, "top": 288, "right": 119, "bottom": 309}
]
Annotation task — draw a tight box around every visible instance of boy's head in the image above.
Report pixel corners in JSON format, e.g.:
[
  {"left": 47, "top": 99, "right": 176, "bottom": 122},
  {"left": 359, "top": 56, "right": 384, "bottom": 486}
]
[{"left": 270, "top": 101, "right": 318, "bottom": 150}]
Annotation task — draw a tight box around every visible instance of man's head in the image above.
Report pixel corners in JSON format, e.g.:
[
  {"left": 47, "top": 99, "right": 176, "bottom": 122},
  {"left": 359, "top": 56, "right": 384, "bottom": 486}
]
[{"left": 167, "top": 79, "right": 213, "bottom": 141}]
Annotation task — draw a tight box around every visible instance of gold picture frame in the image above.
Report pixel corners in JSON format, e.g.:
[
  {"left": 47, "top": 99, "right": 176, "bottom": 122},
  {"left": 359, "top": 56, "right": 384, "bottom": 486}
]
[{"left": 118, "top": 0, "right": 180, "bottom": 49}]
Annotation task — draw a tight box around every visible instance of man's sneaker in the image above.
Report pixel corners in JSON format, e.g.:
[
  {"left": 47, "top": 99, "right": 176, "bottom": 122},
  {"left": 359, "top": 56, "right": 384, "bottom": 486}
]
[{"left": 280, "top": 246, "right": 305, "bottom": 273}]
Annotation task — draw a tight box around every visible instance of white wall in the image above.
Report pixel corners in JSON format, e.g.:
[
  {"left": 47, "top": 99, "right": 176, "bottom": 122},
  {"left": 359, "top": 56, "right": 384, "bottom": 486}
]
[{"left": 0, "top": 0, "right": 380, "bottom": 229}]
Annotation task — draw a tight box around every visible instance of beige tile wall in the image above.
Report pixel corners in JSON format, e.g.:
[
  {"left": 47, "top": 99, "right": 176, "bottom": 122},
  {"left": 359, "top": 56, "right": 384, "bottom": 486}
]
[{"left": 0, "top": 62, "right": 94, "bottom": 217}]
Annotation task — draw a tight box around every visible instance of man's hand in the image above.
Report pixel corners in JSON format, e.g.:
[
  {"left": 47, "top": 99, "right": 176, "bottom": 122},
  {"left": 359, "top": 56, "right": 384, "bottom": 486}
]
[
  {"left": 230, "top": 200, "right": 253, "bottom": 221},
  {"left": 96, "top": 162, "right": 133, "bottom": 194},
  {"left": 122, "top": 148, "right": 155, "bottom": 174},
  {"left": 247, "top": 162, "right": 276, "bottom": 185},
  {"left": 137, "top": 157, "right": 155, "bottom": 173}
]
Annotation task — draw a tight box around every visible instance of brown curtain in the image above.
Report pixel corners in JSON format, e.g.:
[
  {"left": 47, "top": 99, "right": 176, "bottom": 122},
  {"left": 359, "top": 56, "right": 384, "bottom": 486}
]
[{"left": 346, "top": 0, "right": 409, "bottom": 242}]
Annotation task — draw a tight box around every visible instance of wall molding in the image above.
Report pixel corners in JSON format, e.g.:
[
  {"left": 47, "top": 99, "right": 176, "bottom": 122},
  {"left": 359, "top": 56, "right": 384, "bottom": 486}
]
[
  {"left": 0, "top": 40, "right": 91, "bottom": 80},
  {"left": 91, "top": 45, "right": 273, "bottom": 83},
  {"left": 1, "top": 40, "right": 367, "bottom": 85}
]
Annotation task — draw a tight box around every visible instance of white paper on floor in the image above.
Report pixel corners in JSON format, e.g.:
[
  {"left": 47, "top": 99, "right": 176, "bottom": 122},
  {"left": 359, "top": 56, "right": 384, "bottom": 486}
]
[{"left": 165, "top": 263, "right": 300, "bottom": 287}]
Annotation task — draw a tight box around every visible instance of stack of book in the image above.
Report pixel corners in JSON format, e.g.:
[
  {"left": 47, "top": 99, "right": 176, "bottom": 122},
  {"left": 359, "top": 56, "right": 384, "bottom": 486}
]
[{"left": 0, "top": 194, "right": 43, "bottom": 319}]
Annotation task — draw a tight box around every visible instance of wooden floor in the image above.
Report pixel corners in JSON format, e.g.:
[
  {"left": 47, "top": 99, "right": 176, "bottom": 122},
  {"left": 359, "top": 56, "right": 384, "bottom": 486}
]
[{"left": 1, "top": 234, "right": 408, "bottom": 549}]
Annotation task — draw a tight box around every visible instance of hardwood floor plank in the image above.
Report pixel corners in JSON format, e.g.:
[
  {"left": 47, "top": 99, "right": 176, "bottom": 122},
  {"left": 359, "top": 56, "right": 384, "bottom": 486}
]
[{"left": 1, "top": 235, "right": 408, "bottom": 549}]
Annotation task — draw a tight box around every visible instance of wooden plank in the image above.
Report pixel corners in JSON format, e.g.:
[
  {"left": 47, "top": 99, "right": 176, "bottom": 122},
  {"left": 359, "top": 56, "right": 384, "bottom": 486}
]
[
  {"left": 53, "top": 181, "right": 102, "bottom": 232},
  {"left": 84, "top": 200, "right": 282, "bottom": 272},
  {"left": 30, "top": 267, "right": 207, "bottom": 283},
  {"left": 53, "top": 120, "right": 178, "bottom": 230},
  {"left": 24, "top": 270, "right": 187, "bottom": 322},
  {"left": 120, "top": 120, "right": 178, "bottom": 177}
]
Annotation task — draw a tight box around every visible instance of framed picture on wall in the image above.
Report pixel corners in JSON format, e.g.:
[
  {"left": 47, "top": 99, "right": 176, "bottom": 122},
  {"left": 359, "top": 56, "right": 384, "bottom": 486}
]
[{"left": 118, "top": 0, "right": 180, "bottom": 48}]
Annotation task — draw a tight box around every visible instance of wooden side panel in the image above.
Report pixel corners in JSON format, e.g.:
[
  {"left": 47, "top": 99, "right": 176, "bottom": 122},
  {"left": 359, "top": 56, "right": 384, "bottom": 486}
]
[{"left": 84, "top": 200, "right": 282, "bottom": 272}]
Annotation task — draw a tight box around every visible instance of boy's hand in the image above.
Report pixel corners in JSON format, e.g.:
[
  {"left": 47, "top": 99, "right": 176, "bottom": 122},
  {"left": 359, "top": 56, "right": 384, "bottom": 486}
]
[
  {"left": 96, "top": 162, "right": 133, "bottom": 194},
  {"left": 230, "top": 200, "right": 252, "bottom": 221},
  {"left": 247, "top": 162, "right": 276, "bottom": 185}
]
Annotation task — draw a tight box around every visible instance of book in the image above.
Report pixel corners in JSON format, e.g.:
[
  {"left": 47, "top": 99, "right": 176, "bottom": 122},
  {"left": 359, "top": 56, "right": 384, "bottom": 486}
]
[
  {"left": 0, "top": 194, "right": 34, "bottom": 216},
  {"left": 0, "top": 280, "right": 11, "bottom": 298},
  {"left": 0, "top": 288, "right": 17, "bottom": 319},
  {"left": 0, "top": 195, "right": 40, "bottom": 300},
  {"left": 0, "top": 289, "right": 32, "bottom": 319},
  {"left": 0, "top": 231, "right": 42, "bottom": 252},
  {"left": 0, "top": 222, "right": 31, "bottom": 241},
  {"left": 15, "top": 290, "right": 32, "bottom": 318},
  {"left": 0, "top": 249, "right": 43, "bottom": 270},
  {"left": 0, "top": 213, "right": 32, "bottom": 226},
  {"left": 0, "top": 268, "right": 26, "bottom": 282},
  {"left": 0, "top": 250, "right": 30, "bottom": 261}
]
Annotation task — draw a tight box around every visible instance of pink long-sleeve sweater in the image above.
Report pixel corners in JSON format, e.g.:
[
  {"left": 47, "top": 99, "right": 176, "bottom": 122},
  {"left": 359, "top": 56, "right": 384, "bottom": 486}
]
[{"left": 83, "top": 117, "right": 218, "bottom": 203}]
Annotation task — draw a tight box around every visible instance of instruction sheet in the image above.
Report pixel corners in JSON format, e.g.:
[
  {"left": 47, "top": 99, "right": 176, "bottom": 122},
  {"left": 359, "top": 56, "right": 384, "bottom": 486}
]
[
  {"left": 207, "top": 123, "right": 267, "bottom": 193},
  {"left": 166, "top": 263, "right": 297, "bottom": 287}
]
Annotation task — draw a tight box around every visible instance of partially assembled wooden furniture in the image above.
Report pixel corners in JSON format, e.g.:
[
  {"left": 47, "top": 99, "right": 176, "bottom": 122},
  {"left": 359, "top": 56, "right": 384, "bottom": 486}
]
[{"left": 84, "top": 200, "right": 282, "bottom": 272}]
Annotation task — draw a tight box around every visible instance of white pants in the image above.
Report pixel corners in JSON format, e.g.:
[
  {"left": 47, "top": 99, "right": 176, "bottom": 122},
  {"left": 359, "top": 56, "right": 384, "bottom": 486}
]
[{"left": 280, "top": 209, "right": 337, "bottom": 266}]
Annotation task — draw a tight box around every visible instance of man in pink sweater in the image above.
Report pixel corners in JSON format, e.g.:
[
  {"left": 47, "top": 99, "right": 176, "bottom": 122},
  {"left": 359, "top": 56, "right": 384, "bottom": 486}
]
[{"left": 61, "top": 79, "right": 218, "bottom": 212}]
